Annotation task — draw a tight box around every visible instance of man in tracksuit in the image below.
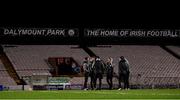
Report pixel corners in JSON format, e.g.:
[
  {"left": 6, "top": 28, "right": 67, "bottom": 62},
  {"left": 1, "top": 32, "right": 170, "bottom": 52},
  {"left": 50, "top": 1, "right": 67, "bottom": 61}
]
[
  {"left": 106, "top": 57, "right": 114, "bottom": 90},
  {"left": 118, "top": 56, "right": 130, "bottom": 90},
  {"left": 93, "top": 56, "right": 104, "bottom": 90}
]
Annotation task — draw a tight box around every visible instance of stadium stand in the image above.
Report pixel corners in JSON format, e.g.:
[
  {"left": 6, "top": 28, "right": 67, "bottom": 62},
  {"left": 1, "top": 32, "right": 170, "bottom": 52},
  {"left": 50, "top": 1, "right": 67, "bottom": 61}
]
[
  {"left": 0, "top": 61, "right": 6, "bottom": 70},
  {"left": 166, "top": 46, "right": 180, "bottom": 56},
  {"left": 2, "top": 45, "right": 180, "bottom": 88},
  {"left": 69, "top": 77, "right": 84, "bottom": 85},
  {"left": 89, "top": 45, "right": 180, "bottom": 86},
  {"left": 0, "top": 60, "right": 17, "bottom": 86},
  {"left": 3, "top": 45, "right": 89, "bottom": 78}
]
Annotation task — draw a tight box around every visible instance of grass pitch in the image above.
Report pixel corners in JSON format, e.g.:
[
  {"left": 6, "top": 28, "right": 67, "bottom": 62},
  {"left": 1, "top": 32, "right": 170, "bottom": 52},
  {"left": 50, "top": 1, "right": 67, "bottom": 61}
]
[{"left": 0, "top": 89, "right": 180, "bottom": 99}]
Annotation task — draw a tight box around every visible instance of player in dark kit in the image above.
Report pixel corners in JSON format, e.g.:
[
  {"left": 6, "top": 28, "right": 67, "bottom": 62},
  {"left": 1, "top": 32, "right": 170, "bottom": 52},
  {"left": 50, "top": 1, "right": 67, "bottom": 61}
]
[
  {"left": 93, "top": 56, "right": 104, "bottom": 90},
  {"left": 106, "top": 57, "right": 114, "bottom": 90},
  {"left": 118, "top": 56, "right": 130, "bottom": 90}
]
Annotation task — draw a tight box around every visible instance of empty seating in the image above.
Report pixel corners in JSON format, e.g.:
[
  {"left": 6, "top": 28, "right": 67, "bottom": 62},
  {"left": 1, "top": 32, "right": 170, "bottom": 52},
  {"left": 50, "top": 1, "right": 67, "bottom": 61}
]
[
  {"left": 0, "top": 77, "right": 17, "bottom": 86},
  {"left": 3, "top": 45, "right": 89, "bottom": 77},
  {"left": 2, "top": 45, "right": 180, "bottom": 86},
  {"left": 0, "top": 60, "right": 17, "bottom": 86},
  {"left": 89, "top": 45, "right": 180, "bottom": 85}
]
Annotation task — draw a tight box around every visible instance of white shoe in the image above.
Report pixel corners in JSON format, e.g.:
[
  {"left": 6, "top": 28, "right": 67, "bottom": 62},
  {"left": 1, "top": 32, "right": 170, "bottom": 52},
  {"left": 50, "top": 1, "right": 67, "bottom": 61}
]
[
  {"left": 83, "top": 88, "right": 88, "bottom": 90},
  {"left": 118, "top": 88, "right": 122, "bottom": 90}
]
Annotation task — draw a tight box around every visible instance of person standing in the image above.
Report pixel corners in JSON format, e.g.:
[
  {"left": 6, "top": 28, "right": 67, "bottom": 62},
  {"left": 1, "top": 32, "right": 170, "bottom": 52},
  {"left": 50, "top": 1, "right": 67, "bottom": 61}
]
[
  {"left": 83, "top": 57, "right": 90, "bottom": 90},
  {"left": 93, "top": 56, "right": 104, "bottom": 90},
  {"left": 89, "top": 56, "right": 96, "bottom": 90},
  {"left": 106, "top": 57, "right": 114, "bottom": 90},
  {"left": 118, "top": 56, "right": 130, "bottom": 90}
]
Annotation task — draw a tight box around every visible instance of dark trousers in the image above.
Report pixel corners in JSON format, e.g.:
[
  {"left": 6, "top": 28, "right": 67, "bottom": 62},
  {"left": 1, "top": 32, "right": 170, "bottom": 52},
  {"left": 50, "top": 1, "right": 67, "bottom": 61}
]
[
  {"left": 107, "top": 74, "right": 113, "bottom": 89},
  {"left": 83, "top": 72, "right": 89, "bottom": 88},
  {"left": 118, "top": 73, "right": 129, "bottom": 89},
  {"left": 90, "top": 72, "right": 95, "bottom": 90},
  {"left": 94, "top": 73, "right": 103, "bottom": 90}
]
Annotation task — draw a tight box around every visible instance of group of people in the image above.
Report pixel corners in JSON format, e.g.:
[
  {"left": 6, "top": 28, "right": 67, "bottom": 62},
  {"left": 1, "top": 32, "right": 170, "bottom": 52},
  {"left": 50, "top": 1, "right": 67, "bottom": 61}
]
[{"left": 82, "top": 56, "right": 130, "bottom": 90}]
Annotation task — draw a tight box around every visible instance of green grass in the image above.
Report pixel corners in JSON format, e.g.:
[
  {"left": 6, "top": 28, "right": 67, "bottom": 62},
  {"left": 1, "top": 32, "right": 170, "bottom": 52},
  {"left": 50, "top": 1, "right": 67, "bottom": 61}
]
[{"left": 0, "top": 89, "right": 180, "bottom": 99}]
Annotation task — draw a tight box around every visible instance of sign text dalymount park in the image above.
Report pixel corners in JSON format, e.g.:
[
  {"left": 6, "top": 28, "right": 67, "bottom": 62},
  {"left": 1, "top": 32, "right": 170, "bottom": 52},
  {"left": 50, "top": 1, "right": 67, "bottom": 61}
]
[{"left": 2, "top": 28, "right": 78, "bottom": 37}]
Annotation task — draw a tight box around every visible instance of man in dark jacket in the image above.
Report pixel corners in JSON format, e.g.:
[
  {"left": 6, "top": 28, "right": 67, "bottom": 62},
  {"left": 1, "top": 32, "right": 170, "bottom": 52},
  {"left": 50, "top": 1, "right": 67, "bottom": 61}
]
[
  {"left": 106, "top": 57, "right": 114, "bottom": 90},
  {"left": 93, "top": 56, "right": 104, "bottom": 90},
  {"left": 118, "top": 56, "right": 130, "bottom": 90}
]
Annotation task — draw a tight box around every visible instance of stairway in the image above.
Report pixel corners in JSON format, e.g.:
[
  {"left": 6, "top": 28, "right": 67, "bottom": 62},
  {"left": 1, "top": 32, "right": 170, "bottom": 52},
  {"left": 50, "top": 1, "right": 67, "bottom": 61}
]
[
  {"left": 81, "top": 46, "right": 97, "bottom": 57},
  {"left": 160, "top": 45, "right": 180, "bottom": 60},
  {"left": 0, "top": 46, "right": 26, "bottom": 85}
]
